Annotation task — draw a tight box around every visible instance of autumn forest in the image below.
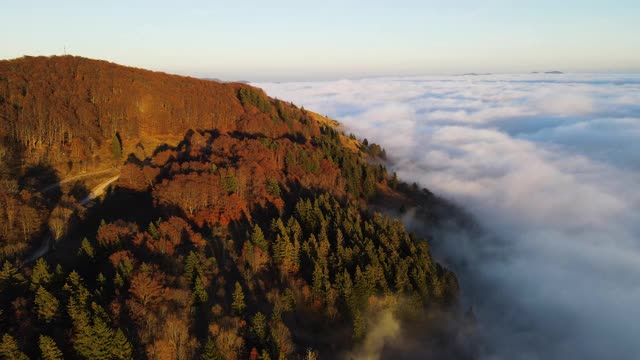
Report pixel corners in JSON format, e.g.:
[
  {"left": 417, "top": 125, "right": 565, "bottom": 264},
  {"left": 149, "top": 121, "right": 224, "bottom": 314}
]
[{"left": 0, "top": 56, "right": 468, "bottom": 359}]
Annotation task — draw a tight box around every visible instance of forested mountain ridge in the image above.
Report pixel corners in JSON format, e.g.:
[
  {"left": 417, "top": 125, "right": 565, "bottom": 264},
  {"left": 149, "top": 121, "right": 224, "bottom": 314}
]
[
  {"left": 0, "top": 55, "right": 319, "bottom": 259},
  {"left": 0, "top": 55, "right": 316, "bottom": 168},
  {"left": 0, "top": 56, "right": 466, "bottom": 359}
]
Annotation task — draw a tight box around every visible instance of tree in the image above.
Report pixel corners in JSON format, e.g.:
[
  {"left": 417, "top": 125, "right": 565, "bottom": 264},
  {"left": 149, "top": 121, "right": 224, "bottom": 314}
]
[
  {"left": 63, "top": 271, "right": 91, "bottom": 325},
  {"left": 251, "top": 224, "right": 267, "bottom": 251},
  {"left": 251, "top": 312, "right": 267, "bottom": 343},
  {"left": 270, "top": 320, "right": 293, "bottom": 358},
  {"left": 242, "top": 241, "right": 269, "bottom": 278},
  {"left": 0, "top": 261, "right": 24, "bottom": 289},
  {"left": 311, "top": 263, "right": 325, "bottom": 300},
  {"left": 35, "top": 286, "right": 60, "bottom": 322},
  {"left": 111, "top": 329, "right": 133, "bottom": 360},
  {"left": 73, "top": 316, "right": 116, "bottom": 359},
  {"left": 261, "top": 349, "right": 272, "bottom": 360},
  {"left": 184, "top": 251, "right": 202, "bottom": 283},
  {"left": 49, "top": 205, "right": 74, "bottom": 243},
  {"left": 0, "top": 334, "right": 28, "bottom": 360},
  {"left": 31, "top": 258, "right": 52, "bottom": 289},
  {"left": 78, "top": 237, "right": 95, "bottom": 258},
  {"left": 232, "top": 282, "right": 246, "bottom": 316},
  {"left": 39, "top": 335, "right": 64, "bottom": 360},
  {"left": 128, "top": 269, "right": 165, "bottom": 309},
  {"left": 201, "top": 338, "right": 221, "bottom": 360},
  {"left": 147, "top": 221, "right": 159, "bottom": 239},
  {"left": 390, "top": 171, "right": 399, "bottom": 189},
  {"left": 266, "top": 178, "right": 280, "bottom": 197},
  {"left": 111, "top": 132, "right": 122, "bottom": 160},
  {"left": 156, "top": 314, "right": 195, "bottom": 360},
  {"left": 193, "top": 275, "right": 208, "bottom": 303}
]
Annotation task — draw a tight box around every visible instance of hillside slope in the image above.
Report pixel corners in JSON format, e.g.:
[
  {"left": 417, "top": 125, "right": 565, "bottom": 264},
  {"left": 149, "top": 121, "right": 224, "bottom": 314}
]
[
  {"left": 0, "top": 56, "right": 468, "bottom": 359},
  {"left": 0, "top": 55, "right": 317, "bottom": 169},
  {"left": 0, "top": 56, "right": 318, "bottom": 259}
]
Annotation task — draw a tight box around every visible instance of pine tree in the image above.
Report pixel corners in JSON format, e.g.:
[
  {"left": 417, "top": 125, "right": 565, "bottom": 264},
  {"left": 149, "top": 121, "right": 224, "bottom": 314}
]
[
  {"left": 312, "top": 263, "right": 324, "bottom": 300},
  {"left": 184, "top": 251, "right": 201, "bottom": 283},
  {"left": 114, "top": 272, "right": 124, "bottom": 288},
  {"left": 252, "top": 312, "right": 267, "bottom": 343},
  {"left": 266, "top": 178, "right": 281, "bottom": 197},
  {"left": 251, "top": 224, "right": 267, "bottom": 251},
  {"left": 261, "top": 349, "right": 272, "bottom": 360},
  {"left": 35, "top": 286, "right": 60, "bottom": 322},
  {"left": 31, "top": 258, "right": 52, "bottom": 289},
  {"left": 390, "top": 171, "right": 399, "bottom": 189},
  {"left": 111, "top": 329, "right": 133, "bottom": 360},
  {"left": 0, "top": 261, "right": 25, "bottom": 288},
  {"left": 201, "top": 338, "right": 221, "bottom": 360},
  {"left": 74, "top": 316, "right": 114, "bottom": 359},
  {"left": 193, "top": 275, "right": 208, "bottom": 303},
  {"left": 55, "top": 264, "right": 64, "bottom": 278},
  {"left": 232, "top": 281, "right": 246, "bottom": 315},
  {"left": 39, "top": 335, "right": 64, "bottom": 360},
  {"left": 78, "top": 237, "right": 95, "bottom": 258},
  {"left": 147, "top": 221, "right": 159, "bottom": 239},
  {"left": 111, "top": 132, "right": 122, "bottom": 160},
  {"left": 0, "top": 334, "right": 28, "bottom": 360},
  {"left": 64, "top": 271, "right": 91, "bottom": 327}
]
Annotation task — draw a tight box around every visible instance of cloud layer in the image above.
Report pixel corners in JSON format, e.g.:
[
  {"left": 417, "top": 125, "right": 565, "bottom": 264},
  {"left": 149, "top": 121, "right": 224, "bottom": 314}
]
[{"left": 255, "top": 73, "right": 640, "bottom": 359}]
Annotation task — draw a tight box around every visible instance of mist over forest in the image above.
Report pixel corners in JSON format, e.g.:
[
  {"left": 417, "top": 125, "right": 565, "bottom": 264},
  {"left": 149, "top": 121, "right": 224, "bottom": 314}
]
[{"left": 257, "top": 73, "right": 640, "bottom": 359}]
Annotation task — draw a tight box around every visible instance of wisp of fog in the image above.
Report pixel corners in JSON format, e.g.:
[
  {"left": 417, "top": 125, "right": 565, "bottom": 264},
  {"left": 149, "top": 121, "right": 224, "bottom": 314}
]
[{"left": 256, "top": 74, "right": 640, "bottom": 359}]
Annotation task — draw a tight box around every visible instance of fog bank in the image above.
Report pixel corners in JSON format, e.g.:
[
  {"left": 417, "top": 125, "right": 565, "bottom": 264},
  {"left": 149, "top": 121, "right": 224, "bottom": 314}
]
[{"left": 256, "top": 74, "right": 640, "bottom": 359}]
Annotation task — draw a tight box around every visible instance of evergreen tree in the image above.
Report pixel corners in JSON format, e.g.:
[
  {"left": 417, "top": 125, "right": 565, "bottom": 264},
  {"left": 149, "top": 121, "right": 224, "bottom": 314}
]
[
  {"left": 78, "top": 237, "right": 95, "bottom": 258},
  {"left": 201, "top": 338, "right": 221, "bottom": 360},
  {"left": 0, "top": 261, "right": 25, "bottom": 288},
  {"left": 64, "top": 271, "right": 91, "bottom": 327},
  {"left": 55, "top": 264, "right": 64, "bottom": 279},
  {"left": 261, "top": 349, "right": 272, "bottom": 360},
  {"left": 251, "top": 312, "right": 267, "bottom": 343},
  {"left": 311, "top": 263, "right": 325, "bottom": 299},
  {"left": 111, "top": 329, "right": 133, "bottom": 360},
  {"left": 221, "top": 170, "right": 238, "bottom": 194},
  {"left": 74, "top": 316, "right": 114, "bottom": 359},
  {"left": 266, "top": 178, "right": 281, "bottom": 197},
  {"left": 184, "top": 251, "right": 201, "bottom": 283},
  {"left": 39, "top": 335, "right": 64, "bottom": 360},
  {"left": 193, "top": 275, "right": 208, "bottom": 303},
  {"left": 251, "top": 224, "right": 267, "bottom": 251},
  {"left": 390, "top": 171, "right": 399, "bottom": 189},
  {"left": 147, "top": 221, "right": 159, "bottom": 239},
  {"left": 111, "top": 132, "right": 122, "bottom": 160},
  {"left": 35, "top": 286, "right": 60, "bottom": 322},
  {"left": 31, "top": 258, "right": 52, "bottom": 289},
  {"left": 0, "top": 334, "right": 28, "bottom": 360},
  {"left": 232, "top": 281, "right": 246, "bottom": 315}
]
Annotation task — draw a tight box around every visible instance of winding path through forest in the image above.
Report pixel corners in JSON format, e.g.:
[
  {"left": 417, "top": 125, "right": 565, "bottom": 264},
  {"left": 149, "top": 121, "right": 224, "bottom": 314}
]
[
  {"left": 40, "top": 168, "right": 118, "bottom": 193},
  {"left": 25, "top": 173, "right": 120, "bottom": 263}
]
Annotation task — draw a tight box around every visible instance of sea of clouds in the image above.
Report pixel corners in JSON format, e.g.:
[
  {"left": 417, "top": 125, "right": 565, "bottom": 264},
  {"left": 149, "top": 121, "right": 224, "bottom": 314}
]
[{"left": 255, "top": 74, "right": 640, "bottom": 359}]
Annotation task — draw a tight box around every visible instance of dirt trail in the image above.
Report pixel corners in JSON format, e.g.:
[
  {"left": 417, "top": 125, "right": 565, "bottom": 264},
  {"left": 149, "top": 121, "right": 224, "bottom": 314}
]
[
  {"left": 40, "top": 168, "right": 118, "bottom": 193},
  {"left": 25, "top": 174, "right": 120, "bottom": 263}
]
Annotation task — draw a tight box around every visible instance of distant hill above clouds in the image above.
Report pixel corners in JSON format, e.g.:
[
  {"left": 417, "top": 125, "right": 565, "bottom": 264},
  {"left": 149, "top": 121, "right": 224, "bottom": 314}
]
[{"left": 531, "top": 70, "right": 564, "bottom": 74}]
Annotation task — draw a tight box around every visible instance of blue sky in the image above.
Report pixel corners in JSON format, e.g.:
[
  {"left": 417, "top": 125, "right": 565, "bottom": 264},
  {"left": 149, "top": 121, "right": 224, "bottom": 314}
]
[{"left": 1, "top": 0, "right": 639, "bottom": 80}]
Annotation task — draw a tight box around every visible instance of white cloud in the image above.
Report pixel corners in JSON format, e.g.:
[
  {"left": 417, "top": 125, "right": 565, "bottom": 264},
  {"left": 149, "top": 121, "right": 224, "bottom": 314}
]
[{"left": 255, "top": 73, "right": 640, "bottom": 359}]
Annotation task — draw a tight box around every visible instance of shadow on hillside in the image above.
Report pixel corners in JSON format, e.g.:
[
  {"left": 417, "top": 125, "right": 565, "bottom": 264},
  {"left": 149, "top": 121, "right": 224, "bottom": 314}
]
[
  {"left": 68, "top": 181, "right": 91, "bottom": 203},
  {"left": 22, "top": 162, "right": 62, "bottom": 207}
]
